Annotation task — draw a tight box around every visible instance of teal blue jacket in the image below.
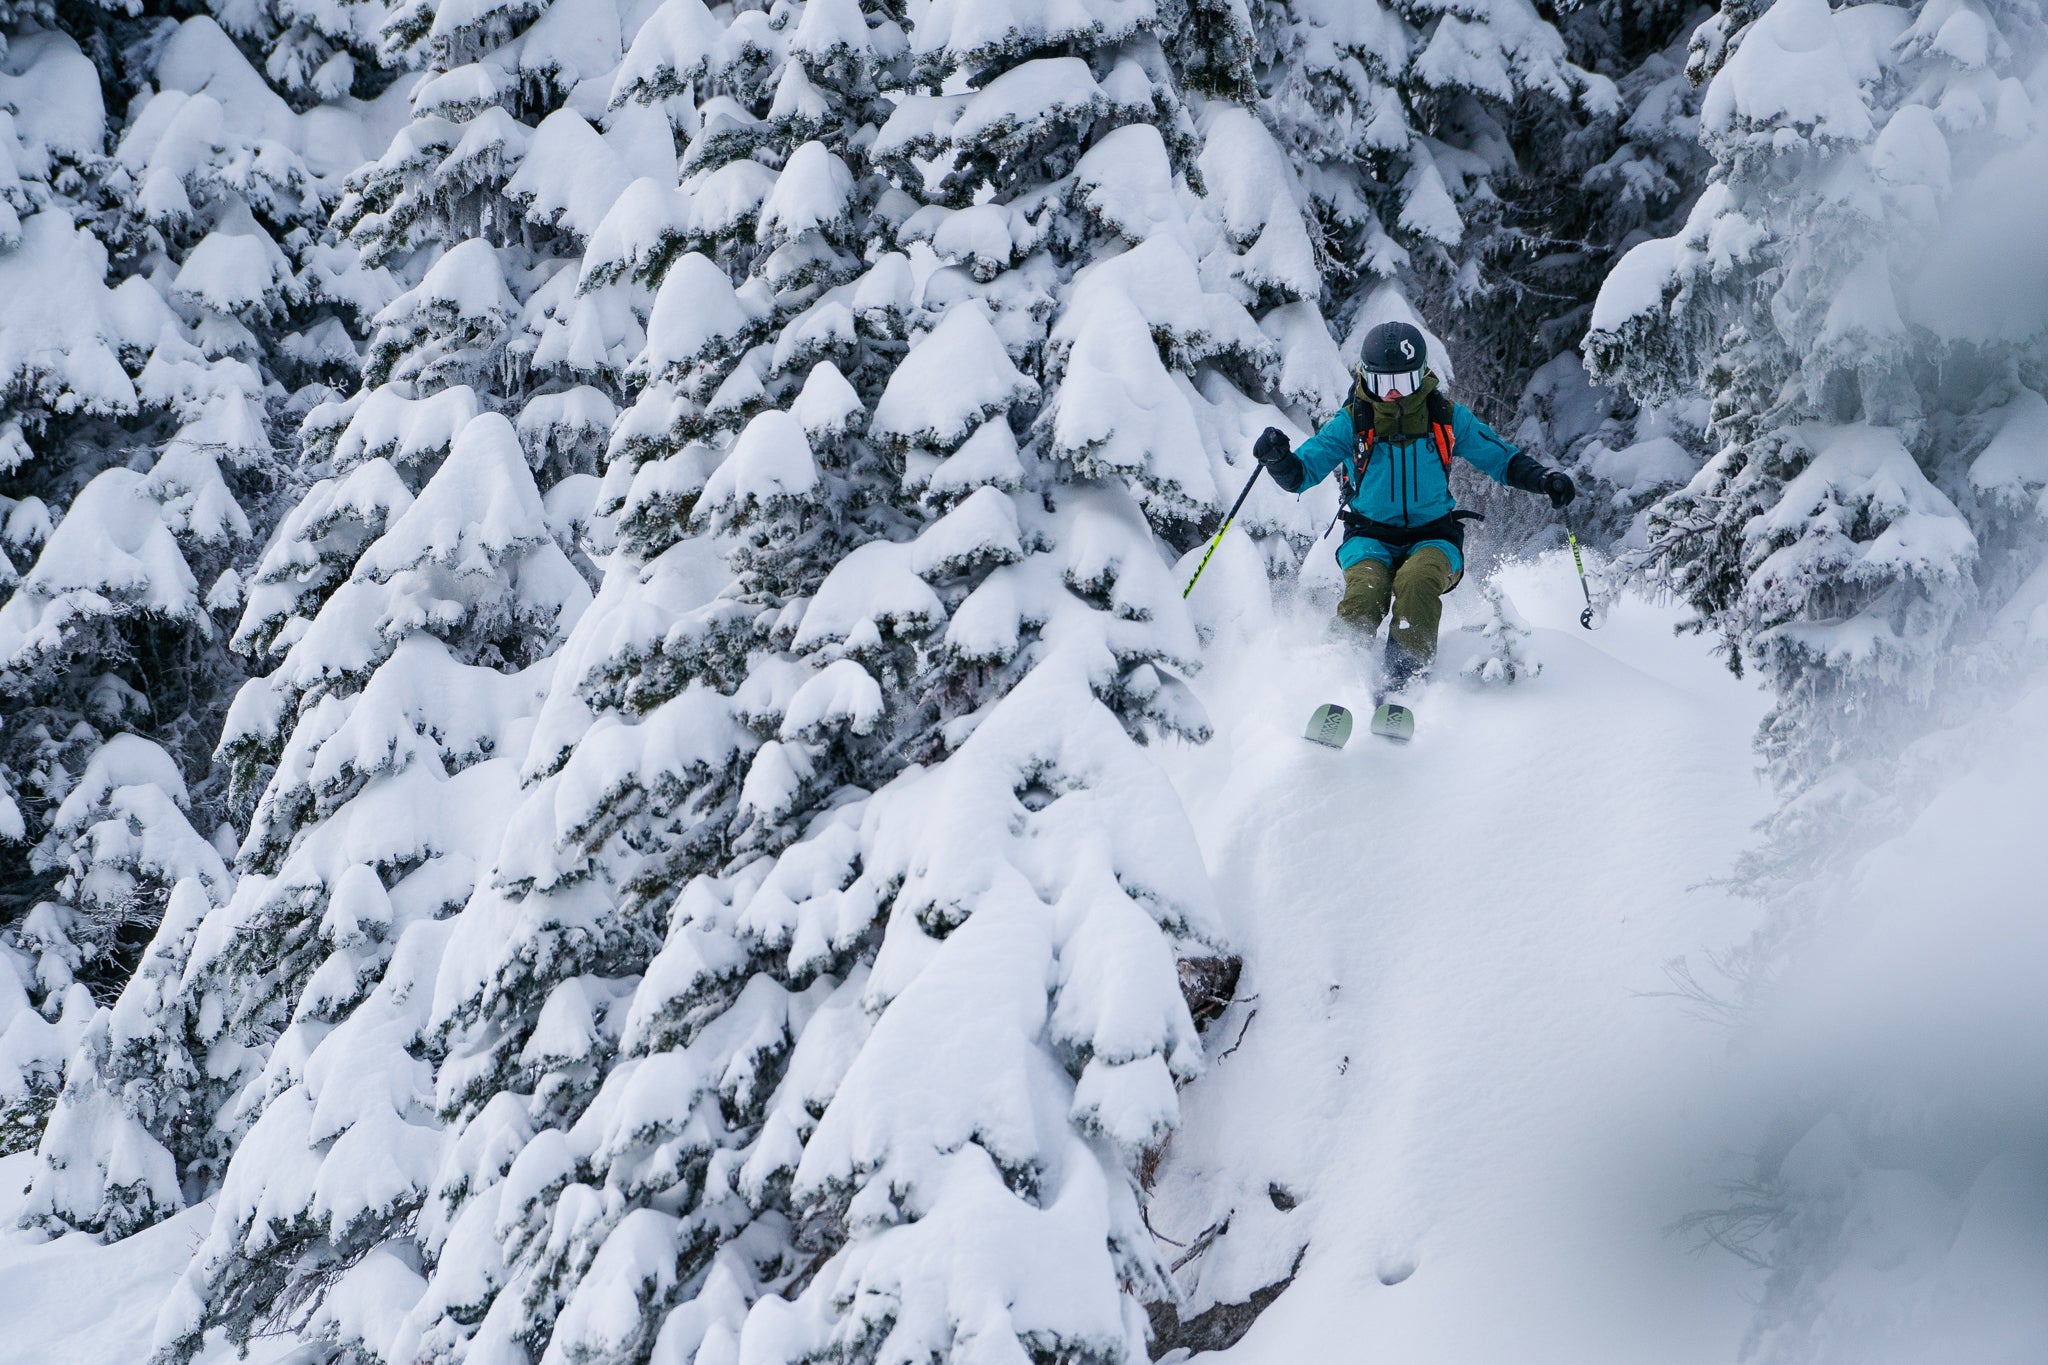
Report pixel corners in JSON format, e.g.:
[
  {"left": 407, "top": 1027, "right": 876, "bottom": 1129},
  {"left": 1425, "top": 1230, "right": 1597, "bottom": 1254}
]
[{"left": 1283, "top": 403, "right": 1534, "bottom": 574}]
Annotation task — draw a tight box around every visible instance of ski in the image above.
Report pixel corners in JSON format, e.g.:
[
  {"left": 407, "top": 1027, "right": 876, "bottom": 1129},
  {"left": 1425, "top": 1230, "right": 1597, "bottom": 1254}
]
[
  {"left": 1304, "top": 703, "right": 1353, "bottom": 749},
  {"left": 1369, "top": 702, "right": 1415, "bottom": 742}
]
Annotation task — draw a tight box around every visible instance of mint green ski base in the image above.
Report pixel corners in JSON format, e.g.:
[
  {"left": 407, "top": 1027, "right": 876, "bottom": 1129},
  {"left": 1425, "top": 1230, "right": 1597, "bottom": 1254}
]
[
  {"left": 1304, "top": 703, "right": 1353, "bottom": 749},
  {"left": 1370, "top": 702, "right": 1415, "bottom": 742}
]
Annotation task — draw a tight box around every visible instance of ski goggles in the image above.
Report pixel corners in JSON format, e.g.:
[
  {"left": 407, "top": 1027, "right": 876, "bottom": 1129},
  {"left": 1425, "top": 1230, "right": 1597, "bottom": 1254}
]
[{"left": 1360, "top": 367, "right": 1424, "bottom": 400}]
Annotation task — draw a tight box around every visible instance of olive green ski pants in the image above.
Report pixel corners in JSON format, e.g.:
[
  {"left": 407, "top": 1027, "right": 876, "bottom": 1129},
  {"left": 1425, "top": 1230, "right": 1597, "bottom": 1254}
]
[{"left": 1336, "top": 546, "right": 1462, "bottom": 662}]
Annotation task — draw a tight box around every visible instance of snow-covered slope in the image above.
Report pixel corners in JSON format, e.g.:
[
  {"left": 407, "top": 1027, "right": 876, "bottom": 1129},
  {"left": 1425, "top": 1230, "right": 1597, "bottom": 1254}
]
[
  {"left": 0, "top": 1155, "right": 223, "bottom": 1364},
  {"left": 0, "top": 551, "right": 1777, "bottom": 1362},
  {"left": 1149, "top": 547, "right": 1775, "bottom": 1364}
]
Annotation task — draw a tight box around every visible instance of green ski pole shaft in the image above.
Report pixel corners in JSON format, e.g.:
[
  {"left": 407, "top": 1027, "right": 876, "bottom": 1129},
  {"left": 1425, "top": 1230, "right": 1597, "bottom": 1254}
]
[
  {"left": 1566, "top": 524, "right": 1598, "bottom": 629},
  {"left": 1183, "top": 465, "right": 1263, "bottom": 599}
]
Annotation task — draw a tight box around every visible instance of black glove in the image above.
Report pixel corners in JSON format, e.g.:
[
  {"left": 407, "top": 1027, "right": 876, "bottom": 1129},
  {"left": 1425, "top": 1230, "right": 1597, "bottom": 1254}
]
[
  {"left": 1253, "top": 427, "right": 1292, "bottom": 468},
  {"left": 1252, "top": 426, "right": 1305, "bottom": 492},
  {"left": 1542, "top": 469, "right": 1576, "bottom": 509}
]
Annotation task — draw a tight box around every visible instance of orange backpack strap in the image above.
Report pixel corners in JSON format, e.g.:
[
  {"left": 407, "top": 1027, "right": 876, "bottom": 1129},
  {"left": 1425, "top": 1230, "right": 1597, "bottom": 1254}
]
[
  {"left": 1346, "top": 391, "right": 1455, "bottom": 484},
  {"left": 1426, "top": 390, "right": 1457, "bottom": 471}
]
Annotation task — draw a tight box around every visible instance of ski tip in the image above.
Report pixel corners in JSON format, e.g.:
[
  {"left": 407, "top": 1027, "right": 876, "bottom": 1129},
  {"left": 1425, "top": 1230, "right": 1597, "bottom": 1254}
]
[
  {"left": 1305, "top": 703, "right": 1353, "bottom": 749},
  {"left": 1369, "top": 702, "right": 1415, "bottom": 742}
]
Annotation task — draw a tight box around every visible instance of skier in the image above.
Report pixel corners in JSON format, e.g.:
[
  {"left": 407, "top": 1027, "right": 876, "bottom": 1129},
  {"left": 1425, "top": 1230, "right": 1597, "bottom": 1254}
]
[{"left": 1254, "top": 321, "right": 1575, "bottom": 696}]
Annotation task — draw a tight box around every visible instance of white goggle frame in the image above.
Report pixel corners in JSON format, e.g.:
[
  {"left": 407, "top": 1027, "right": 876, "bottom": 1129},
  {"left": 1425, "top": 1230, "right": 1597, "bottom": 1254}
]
[{"left": 1362, "top": 368, "right": 1425, "bottom": 400}]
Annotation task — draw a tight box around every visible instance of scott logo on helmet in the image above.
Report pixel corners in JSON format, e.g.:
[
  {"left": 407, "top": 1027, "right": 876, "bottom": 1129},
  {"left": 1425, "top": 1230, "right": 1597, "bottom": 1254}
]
[{"left": 1400, "top": 339, "right": 1415, "bottom": 360}]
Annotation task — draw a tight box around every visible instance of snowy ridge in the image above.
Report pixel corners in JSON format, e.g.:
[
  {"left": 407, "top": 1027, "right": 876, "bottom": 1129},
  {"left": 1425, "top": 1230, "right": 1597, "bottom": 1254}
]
[
  {"left": 1149, "top": 549, "right": 1774, "bottom": 1362},
  {"left": 26, "top": 548, "right": 2030, "bottom": 1365},
  {"left": 3, "top": 559, "right": 1781, "bottom": 1363},
  {"left": 4, "top": 545, "right": 2043, "bottom": 1365}
]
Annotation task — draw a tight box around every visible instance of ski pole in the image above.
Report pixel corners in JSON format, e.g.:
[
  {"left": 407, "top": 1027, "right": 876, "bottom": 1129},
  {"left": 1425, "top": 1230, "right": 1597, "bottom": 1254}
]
[
  {"left": 1565, "top": 523, "right": 1599, "bottom": 630},
  {"left": 1182, "top": 464, "right": 1263, "bottom": 599},
  {"left": 1304, "top": 504, "right": 1342, "bottom": 572}
]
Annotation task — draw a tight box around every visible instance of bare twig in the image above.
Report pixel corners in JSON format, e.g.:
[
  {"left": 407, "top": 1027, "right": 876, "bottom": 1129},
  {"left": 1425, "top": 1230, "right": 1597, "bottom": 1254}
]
[
  {"left": 1141, "top": 1204, "right": 1189, "bottom": 1248},
  {"left": 1216, "top": 1007, "right": 1256, "bottom": 1060},
  {"left": 1169, "top": 1218, "right": 1230, "bottom": 1273},
  {"left": 1666, "top": 1176, "right": 1785, "bottom": 1269},
  {"left": 1634, "top": 953, "right": 1747, "bottom": 1030}
]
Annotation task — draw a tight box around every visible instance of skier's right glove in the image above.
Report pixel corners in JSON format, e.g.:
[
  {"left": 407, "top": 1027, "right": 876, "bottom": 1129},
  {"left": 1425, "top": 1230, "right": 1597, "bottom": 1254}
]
[
  {"left": 1253, "top": 426, "right": 1304, "bottom": 493},
  {"left": 1254, "top": 427, "right": 1293, "bottom": 468},
  {"left": 1542, "top": 469, "right": 1577, "bottom": 508}
]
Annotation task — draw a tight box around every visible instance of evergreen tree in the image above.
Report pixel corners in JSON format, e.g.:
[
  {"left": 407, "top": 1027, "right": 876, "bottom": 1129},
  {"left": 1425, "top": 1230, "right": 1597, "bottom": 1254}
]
[
  {"left": 136, "top": 403, "right": 590, "bottom": 1355},
  {"left": 716, "top": 4, "right": 1275, "bottom": 1349},
  {"left": 0, "top": 16, "right": 197, "bottom": 1156},
  {"left": 1475, "top": 0, "right": 1714, "bottom": 560},
  {"left": 19, "top": 0, "right": 601, "bottom": 1258},
  {"left": 135, "top": 0, "right": 1269, "bottom": 1359},
  {"left": 0, "top": 7, "right": 400, "bottom": 1154},
  {"left": 1584, "top": 3, "right": 2048, "bottom": 1355},
  {"left": 1238, "top": 0, "right": 1616, "bottom": 392},
  {"left": 1585, "top": 0, "right": 2048, "bottom": 788},
  {"left": 112, "top": 0, "right": 633, "bottom": 1343},
  {"left": 375, "top": 3, "right": 941, "bottom": 1359}
]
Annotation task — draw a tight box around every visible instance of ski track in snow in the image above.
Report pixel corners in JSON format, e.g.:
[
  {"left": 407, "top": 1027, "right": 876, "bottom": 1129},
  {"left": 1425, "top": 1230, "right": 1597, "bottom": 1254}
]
[
  {"left": 0, "top": 553, "right": 1774, "bottom": 1365},
  {"left": 1151, "top": 550, "right": 1776, "bottom": 1365}
]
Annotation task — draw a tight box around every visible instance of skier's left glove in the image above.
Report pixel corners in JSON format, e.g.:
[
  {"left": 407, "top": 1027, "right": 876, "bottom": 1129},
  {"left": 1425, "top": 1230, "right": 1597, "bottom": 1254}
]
[{"left": 1542, "top": 470, "right": 1576, "bottom": 508}]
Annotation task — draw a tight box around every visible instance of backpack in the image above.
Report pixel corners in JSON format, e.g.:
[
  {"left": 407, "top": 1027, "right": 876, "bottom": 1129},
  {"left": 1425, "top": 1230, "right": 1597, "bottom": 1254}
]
[{"left": 1338, "top": 388, "right": 1456, "bottom": 501}]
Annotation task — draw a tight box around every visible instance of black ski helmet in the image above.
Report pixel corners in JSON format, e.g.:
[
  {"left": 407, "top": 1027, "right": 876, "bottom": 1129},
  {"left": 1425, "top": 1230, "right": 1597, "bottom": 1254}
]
[{"left": 1360, "top": 321, "right": 1427, "bottom": 375}]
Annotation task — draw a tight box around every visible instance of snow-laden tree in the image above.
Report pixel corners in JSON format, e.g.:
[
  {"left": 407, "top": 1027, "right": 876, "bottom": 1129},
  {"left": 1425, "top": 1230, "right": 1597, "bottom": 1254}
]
[
  {"left": 1585, "top": 0, "right": 2048, "bottom": 788},
  {"left": 25, "top": 0, "right": 648, "bottom": 1264},
  {"left": 1457, "top": 0, "right": 1715, "bottom": 560},
  {"left": 0, "top": 10, "right": 399, "bottom": 1154},
  {"left": 108, "top": 0, "right": 645, "bottom": 1310},
  {"left": 128, "top": 0, "right": 894, "bottom": 1353},
  {"left": 89, "top": 0, "right": 656, "bottom": 1346},
  {"left": 350, "top": 5, "right": 944, "bottom": 1360},
  {"left": 19, "top": 0, "right": 612, "bottom": 1248},
  {"left": 135, "top": 1, "right": 1272, "bottom": 1361},
  {"left": 703, "top": 8, "right": 1288, "bottom": 1348},
  {"left": 125, "top": 406, "right": 591, "bottom": 1350},
  {"left": 1235, "top": 0, "right": 1619, "bottom": 389},
  {"left": 1582, "top": 2, "right": 2048, "bottom": 1355},
  {"left": 0, "top": 19, "right": 199, "bottom": 1156}
]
